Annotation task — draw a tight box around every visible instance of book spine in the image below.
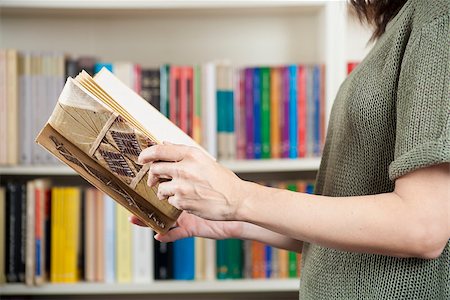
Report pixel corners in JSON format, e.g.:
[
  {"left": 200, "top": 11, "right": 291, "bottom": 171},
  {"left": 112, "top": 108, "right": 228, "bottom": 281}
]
[
  {"left": 50, "top": 187, "right": 60, "bottom": 282},
  {"left": 260, "top": 67, "right": 271, "bottom": 159},
  {"left": 0, "top": 187, "right": 5, "bottom": 284},
  {"left": 18, "top": 183, "right": 26, "bottom": 283},
  {"left": 313, "top": 65, "right": 321, "bottom": 156},
  {"left": 216, "top": 240, "right": 227, "bottom": 279},
  {"left": 201, "top": 62, "right": 217, "bottom": 158},
  {"left": 179, "top": 66, "right": 189, "bottom": 134},
  {"left": 104, "top": 195, "right": 116, "bottom": 283},
  {"left": 132, "top": 224, "right": 152, "bottom": 283},
  {"left": 186, "top": 66, "right": 194, "bottom": 137},
  {"left": 226, "top": 65, "right": 236, "bottom": 160},
  {"left": 306, "top": 66, "right": 314, "bottom": 157},
  {"left": 298, "top": 65, "right": 307, "bottom": 158},
  {"left": 154, "top": 241, "right": 173, "bottom": 280},
  {"left": 133, "top": 64, "right": 142, "bottom": 94},
  {"left": 84, "top": 188, "right": 95, "bottom": 282},
  {"left": 6, "top": 183, "right": 18, "bottom": 282},
  {"left": 18, "top": 53, "right": 30, "bottom": 164},
  {"left": 243, "top": 240, "right": 252, "bottom": 279},
  {"left": 253, "top": 68, "right": 262, "bottom": 159},
  {"left": 204, "top": 238, "right": 216, "bottom": 280},
  {"left": 195, "top": 237, "right": 205, "bottom": 280},
  {"left": 192, "top": 65, "right": 202, "bottom": 144},
  {"left": 25, "top": 181, "right": 35, "bottom": 286},
  {"left": 281, "top": 67, "right": 290, "bottom": 158},
  {"left": 244, "top": 68, "right": 254, "bottom": 159},
  {"left": 216, "top": 63, "right": 227, "bottom": 160},
  {"left": 227, "top": 239, "right": 243, "bottom": 279},
  {"left": 95, "top": 190, "right": 105, "bottom": 282},
  {"left": 0, "top": 51, "right": 7, "bottom": 165},
  {"left": 6, "top": 50, "right": 19, "bottom": 165},
  {"left": 160, "top": 64, "right": 170, "bottom": 117},
  {"left": 64, "top": 188, "right": 80, "bottom": 283},
  {"left": 236, "top": 68, "right": 246, "bottom": 159},
  {"left": 173, "top": 237, "right": 195, "bottom": 280},
  {"left": 288, "top": 65, "right": 298, "bottom": 158},
  {"left": 270, "top": 67, "right": 281, "bottom": 158},
  {"left": 264, "top": 245, "right": 272, "bottom": 278},
  {"left": 116, "top": 205, "right": 132, "bottom": 283},
  {"left": 320, "top": 64, "right": 326, "bottom": 152}
]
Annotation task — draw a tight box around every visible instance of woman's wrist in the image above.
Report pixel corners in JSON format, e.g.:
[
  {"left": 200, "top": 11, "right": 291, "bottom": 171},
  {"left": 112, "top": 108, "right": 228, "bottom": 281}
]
[{"left": 233, "top": 179, "right": 259, "bottom": 223}]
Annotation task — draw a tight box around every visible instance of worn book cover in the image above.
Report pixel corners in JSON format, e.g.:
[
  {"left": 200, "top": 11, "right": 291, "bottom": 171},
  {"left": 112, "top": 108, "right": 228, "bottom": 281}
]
[{"left": 36, "top": 68, "right": 207, "bottom": 234}]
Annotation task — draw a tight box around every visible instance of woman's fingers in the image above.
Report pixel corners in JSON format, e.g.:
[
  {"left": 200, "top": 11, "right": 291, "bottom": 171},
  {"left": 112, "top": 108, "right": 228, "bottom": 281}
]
[
  {"left": 138, "top": 144, "right": 191, "bottom": 164},
  {"left": 129, "top": 215, "right": 148, "bottom": 227},
  {"left": 154, "top": 227, "right": 190, "bottom": 243}
]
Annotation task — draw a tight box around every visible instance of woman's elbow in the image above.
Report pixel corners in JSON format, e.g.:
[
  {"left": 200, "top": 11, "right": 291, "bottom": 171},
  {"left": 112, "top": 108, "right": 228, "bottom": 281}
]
[{"left": 408, "top": 221, "right": 448, "bottom": 259}]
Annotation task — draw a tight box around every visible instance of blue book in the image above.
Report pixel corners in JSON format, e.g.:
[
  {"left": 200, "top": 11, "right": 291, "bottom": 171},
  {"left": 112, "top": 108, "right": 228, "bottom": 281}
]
[
  {"left": 306, "top": 182, "right": 315, "bottom": 194},
  {"left": 173, "top": 237, "right": 195, "bottom": 280},
  {"left": 265, "top": 245, "right": 272, "bottom": 278},
  {"left": 253, "top": 68, "right": 262, "bottom": 159},
  {"left": 160, "top": 64, "right": 170, "bottom": 117},
  {"left": 104, "top": 195, "right": 116, "bottom": 283},
  {"left": 94, "top": 63, "right": 113, "bottom": 74},
  {"left": 313, "top": 65, "right": 321, "bottom": 156},
  {"left": 227, "top": 90, "right": 234, "bottom": 133},
  {"left": 288, "top": 65, "right": 298, "bottom": 158}
]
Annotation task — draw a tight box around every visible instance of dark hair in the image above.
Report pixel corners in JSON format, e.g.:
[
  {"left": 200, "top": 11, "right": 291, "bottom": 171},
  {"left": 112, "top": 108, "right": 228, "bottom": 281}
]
[{"left": 349, "top": 0, "right": 409, "bottom": 40}]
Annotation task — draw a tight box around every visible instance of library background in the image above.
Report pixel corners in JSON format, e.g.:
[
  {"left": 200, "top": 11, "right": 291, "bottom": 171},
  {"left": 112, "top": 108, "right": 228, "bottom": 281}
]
[{"left": 0, "top": 1, "right": 371, "bottom": 299}]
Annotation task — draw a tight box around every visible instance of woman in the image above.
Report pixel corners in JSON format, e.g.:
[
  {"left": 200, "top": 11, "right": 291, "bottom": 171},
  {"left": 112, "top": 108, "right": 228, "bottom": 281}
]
[{"left": 134, "top": 0, "right": 449, "bottom": 298}]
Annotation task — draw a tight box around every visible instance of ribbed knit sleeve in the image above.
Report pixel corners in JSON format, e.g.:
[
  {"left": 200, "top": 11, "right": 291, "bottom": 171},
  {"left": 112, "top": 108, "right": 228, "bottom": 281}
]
[{"left": 388, "top": 14, "right": 450, "bottom": 180}]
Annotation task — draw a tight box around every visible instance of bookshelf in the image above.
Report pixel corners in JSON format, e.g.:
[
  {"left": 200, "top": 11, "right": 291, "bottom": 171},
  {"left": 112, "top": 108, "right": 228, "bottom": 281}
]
[{"left": 0, "top": 1, "right": 372, "bottom": 299}]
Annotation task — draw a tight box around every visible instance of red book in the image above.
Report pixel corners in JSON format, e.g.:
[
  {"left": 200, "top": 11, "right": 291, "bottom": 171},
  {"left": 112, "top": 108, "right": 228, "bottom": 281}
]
[
  {"left": 169, "top": 66, "right": 180, "bottom": 126},
  {"left": 347, "top": 61, "right": 359, "bottom": 74},
  {"left": 320, "top": 64, "right": 326, "bottom": 149},
  {"left": 133, "top": 64, "right": 142, "bottom": 94},
  {"left": 179, "top": 67, "right": 188, "bottom": 134},
  {"left": 186, "top": 67, "right": 194, "bottom": 137},
  {"left": 297, "top": 66, "right": 307, "bottom": 158}
]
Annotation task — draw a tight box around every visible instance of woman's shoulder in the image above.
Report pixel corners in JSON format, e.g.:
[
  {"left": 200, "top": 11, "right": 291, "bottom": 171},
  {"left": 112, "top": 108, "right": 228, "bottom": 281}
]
[{"left": 410, "top": 0, "right": 449, "bottom": 28}]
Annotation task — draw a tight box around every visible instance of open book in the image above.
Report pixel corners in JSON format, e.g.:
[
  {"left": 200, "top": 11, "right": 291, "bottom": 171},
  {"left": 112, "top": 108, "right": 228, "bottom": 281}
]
[{"left": 36, "top": 68, "right": 208, "bottom": 234}]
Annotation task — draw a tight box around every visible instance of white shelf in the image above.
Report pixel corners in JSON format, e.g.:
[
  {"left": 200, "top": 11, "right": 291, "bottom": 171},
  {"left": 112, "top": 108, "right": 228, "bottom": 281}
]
[
  {"left": 0, "top": 279, "right": 299, "bottom": 295},
  {"left": 0, "top": 158, "right": 320, "bottom": 176},
  {"left": 0, "top": 0, "right": 326, "bottom": 10}
]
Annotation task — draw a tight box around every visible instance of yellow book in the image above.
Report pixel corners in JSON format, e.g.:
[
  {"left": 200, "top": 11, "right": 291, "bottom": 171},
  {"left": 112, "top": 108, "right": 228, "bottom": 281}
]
[
  {"left": 116, "top": 205, "right": 132, "bottom": 283},
  {"left": 270, "top": 67, "right": 281, "bottom": 158},
  {"left": 62, "top": 187, "right": 80, "bottom": 283}
]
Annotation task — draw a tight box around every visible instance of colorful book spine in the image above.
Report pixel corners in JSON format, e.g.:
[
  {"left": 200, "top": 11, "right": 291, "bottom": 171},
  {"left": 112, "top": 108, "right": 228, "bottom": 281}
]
[
  {"left": 160, "top": 64, "right": 170, "bottom": 117},
  {"left": 179, "top": 66, "right": 189, "bottom": 134},
  {"left": 154, "top": 241, "right": 173, "bottom": 280},
  {"left": 225, "top": 65, "right": 235, "bottom": 160},
  {"left": 216, "top": 240, "right": 227, "bottom": 279},
  {"left": 306, "top": 66, "right": 314, "bottom": 157},
  {"left": 288, "top": 65, "right": 298, "bottom": 158},
  {"left": 313, "top": 65, "right": 321, "bottom": 156},
  {"left": 236, "top": 69, "right": 246, "bottom": 159},
  {"left": 201, "top": 62, "right": 217, "bottom": 158},
  {"left": 253, "top": 68, "right": 262, "bottom": 159},
  {"left": 298, "top": 65, "right": 307, "bottom": 158},
  {"left": 244, "top": 68, "right": 254, "bottom": 159},
  {"left": 173, "top": 237, "right": 195, "bottom": 280},
  {"left": 260, "top": 67, "right": 271, "bottom": 159},
  {"left": 226, "top": 239, "right": 243, "bottom": 279},
  {"left": 281, "top": 67, "right": 290, "bottom": 158},
  {"left": 270, "top": 67, "right": 281, "bottom": 158},
  {"left": 192, "top": 65, "right": 202, "bottom": 144},
  {"left": 216, "top": 63, "right": 227, "bottom": 160},
  {"left": 169, "top": 66, "right": 180, "bottom": 127}
]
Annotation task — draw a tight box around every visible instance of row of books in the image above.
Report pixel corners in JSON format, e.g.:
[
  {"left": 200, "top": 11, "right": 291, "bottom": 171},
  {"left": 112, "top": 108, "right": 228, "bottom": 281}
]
[
  {"left": 0, "top": 49, "right": 326, "bottom": 165},
  {"left": 0, "top": 179, "right": 314, "bottom": 285}
]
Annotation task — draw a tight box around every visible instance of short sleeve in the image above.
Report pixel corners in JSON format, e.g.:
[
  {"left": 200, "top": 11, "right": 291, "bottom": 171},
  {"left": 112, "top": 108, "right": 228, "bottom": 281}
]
[{"left": 388, "top": 15, "right": 450, "bottom": 180}]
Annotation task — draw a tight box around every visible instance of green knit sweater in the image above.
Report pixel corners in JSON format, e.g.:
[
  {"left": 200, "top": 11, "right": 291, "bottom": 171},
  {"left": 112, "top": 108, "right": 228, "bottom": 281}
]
[{"left": 300, "top": 0, "right": 449, "bottom": 299}]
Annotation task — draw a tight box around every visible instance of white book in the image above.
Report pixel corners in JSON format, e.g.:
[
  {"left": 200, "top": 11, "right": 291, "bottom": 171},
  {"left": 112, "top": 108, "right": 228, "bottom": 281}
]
[
  {"left": 204, "top": 238, "right": 216, "bottom": 280},
  {"left": 131, "top": 225, "right": 153, "bottom": 283},
  {"left": 113, "top": 62, "right": 134, "bottom": 89},
  {"left": 201, "top": 62, "right": 217, "bottom": 158},
  {"left": 103, "top": 195, "right": 116, "bottom": 283}
]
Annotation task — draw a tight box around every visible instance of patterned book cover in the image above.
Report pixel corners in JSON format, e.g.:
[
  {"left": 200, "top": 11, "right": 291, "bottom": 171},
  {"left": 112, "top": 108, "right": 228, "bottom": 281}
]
[{"left": 36, "top": 70, "right": 183, "bottom": 234}]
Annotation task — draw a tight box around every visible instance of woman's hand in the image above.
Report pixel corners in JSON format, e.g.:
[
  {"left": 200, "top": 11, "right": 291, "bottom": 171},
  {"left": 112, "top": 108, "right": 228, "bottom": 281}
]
[
  {"left": 138, "top": 143, "right": 247, "bottom": 221},
  {"left": 130, "top": 212, "right": 243, "bottom": 243}
]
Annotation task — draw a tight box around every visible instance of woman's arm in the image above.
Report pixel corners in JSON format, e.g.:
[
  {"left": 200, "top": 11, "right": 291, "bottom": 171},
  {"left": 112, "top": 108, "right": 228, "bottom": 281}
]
[
  {"left": 139, "top": 144, "right": 449, "bottom": 259},
  {"left": 237, "top": 163, "right": 449, "bottom": 259},
  {"left": 130, "top": 214, "right": 303, "bottom": 252}
]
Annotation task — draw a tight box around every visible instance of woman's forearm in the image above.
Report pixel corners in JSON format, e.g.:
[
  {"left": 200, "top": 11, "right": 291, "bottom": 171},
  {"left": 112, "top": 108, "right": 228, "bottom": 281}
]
[
  {"left": 236, "top": 222, "right": 303, "bottom": 252},
  {"left": 236, "top": 166, "right": 449, "bottom": 259}
]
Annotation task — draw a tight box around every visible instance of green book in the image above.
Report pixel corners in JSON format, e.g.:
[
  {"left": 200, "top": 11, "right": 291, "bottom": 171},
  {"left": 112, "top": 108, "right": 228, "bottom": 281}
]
[
  {"left": 260, "top": 67, "right": 271, "bottom": 158},
  {"left": 287, "top": 183, "right": 298, "bottom": 277},
  {"left": 226, "top": 239, "right": 243, "bottom": 279},
  {"left": 216, "top": 240, "right": 227, "bottom": 279}
]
